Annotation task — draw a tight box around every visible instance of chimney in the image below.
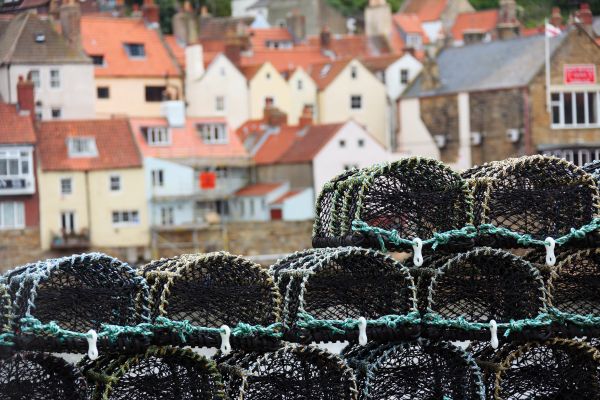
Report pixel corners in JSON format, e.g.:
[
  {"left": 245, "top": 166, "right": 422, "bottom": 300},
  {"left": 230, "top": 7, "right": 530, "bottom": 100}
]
[
  {"left": 200, "top": 5, "right": 210, "bottom": 18},
  {"left": 185, "top": 44, "right": 205, "bottom": 82},
  {"left": 577, "top": 3, "right": 593, "bottom": 30},
  {"left": 17, "top": 75, "right": 35, "bottom": 120},
  {"left": 497, "top": 0, "right": 520, "bottom": 39},
  {"left": 263, "top": 98, "right": 288, "bottom": 127},
  {"left": 142, "top": 0, "right": 160, "bottom": 27},
  {"left": 298, "top": 105, "right": 313, "bottom": 128},
  {"left": 224, "top": 29, "right": 244, "bottom": 65},
  {"left": 420, "top": 50, "right": 441, "bottom": 91},
  {"left": 550, "top": 7, "right": 562, "bottom": 28},
  {"left": 59, "top": 0, "right": 81, "bottom": 49},
  {"left": 172, "top": 1, "right": 198, "bottom": 44},
  {"left": 364, "top": 0, "right": 392, "bottom": 38},
  {"left": 286, "top": 10, "right": 306, "bottom": 43},
  {"left": 320, "top": 26, "right": 331, "bottom": 48}
]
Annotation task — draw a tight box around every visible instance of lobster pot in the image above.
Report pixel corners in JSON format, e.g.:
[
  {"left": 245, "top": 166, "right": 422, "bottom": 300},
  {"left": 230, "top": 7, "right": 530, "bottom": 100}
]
[
  {"left": 424, "top": 248, "right": 549, "bottom": 341},
  {"left": 494, "top": 339, "right": 600, "bottom": 399},
  {"left": 3, "top": 253, "right": 151, "bottom": 352},
  {"left": 141, "top": 252, "right": 281, "bottom": 347},
  {"left": 313, "top": 169, "right": 363, "bottom": 246},
  {"left": 343, "top": 341, "right": 486, "bottom": 400},
  {"left": 0, "top": 352, "right": 88, "bottom": 399},
  {"left": 0, "top": 284, "right": 11, "bottom": 335},
  {"left": 218, "top": 344, "right": 358, "bottom": 400},
  {"left": 314, "top": 158, "right": 472, "bottom": 250},
  {"left": 464, "top": 155, "right": 600, "bottom": 240},
  {"left": 85, "top": 346, "right": 225, "bottom": 400},
  {"left": 271, "top": 247, "right": 418, "bottom": 342},
  {"left": 583, "top": 160, "right": 600, "bottom": 184}
]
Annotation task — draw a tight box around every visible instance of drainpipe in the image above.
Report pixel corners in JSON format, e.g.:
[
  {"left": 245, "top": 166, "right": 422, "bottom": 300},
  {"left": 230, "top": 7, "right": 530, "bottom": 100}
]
[
  {"left": 523, "top": 88, "right": 532, "bottom": 155},
  {"left": 7, "top": 64, "right": 11, "bottom": 103},
  {"left": 85, "top": 170, "right": 92, "bottom": 242}
]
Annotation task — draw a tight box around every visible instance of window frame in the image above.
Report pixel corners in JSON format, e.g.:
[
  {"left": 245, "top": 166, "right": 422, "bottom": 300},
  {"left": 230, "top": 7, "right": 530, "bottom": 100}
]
[
  {"left": 124, "top": 43, "right": 146, "bottom": 59},
  {"left": 51, "top": 107, "right": 61, "bottom": 119},
  {"left": 0, "top": 201, "right": 25, "bottom": 230},
  {"left": 60, "top": 177, "right": 72, "bottom": 195},
  {"left": 151, "top": 169, "right": 164, "bottom": 187},
  {"left": 49, "top": 69, "right": 60, "bottom": 89},
  {"left": 68, "top": 137, "right": 98, "bottom": 158},
  {"left": 143, "top": 126, "right": 171, "bottom": 146},
  {"left": 145, "top": 86, "right": 166, "bottom": 102},
  {"left": 400, "top": 69, "right": 409, "bottom": 85},
  {"left": 551, "top": 90, "right": 600, "bottom": 129},
  {"left": 29, "top": 70, "right": 40, "bottom": 88},
  {"left": 112, "top": 210, "right": 140, "bottom": 226},
  {"left": 215, "top": 95, "right": 225, "bottom": 112},
  {"left": 197, "top": 123, "right": 229, "bottom": 144},
  {"left": 97, "top": 86, "right": 110, "bottom": 99},
  {"left": 109, "top": 174, "right": 121, "bottom": 192},
  {"left": 350, "top": 95, "right": 362, "bottom": 110}
]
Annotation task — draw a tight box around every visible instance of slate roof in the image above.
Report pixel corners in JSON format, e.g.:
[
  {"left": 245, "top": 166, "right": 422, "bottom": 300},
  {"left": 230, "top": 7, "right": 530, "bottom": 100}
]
[
  {"left": 0, "top": 102, "right": 36, "bottom": 144},
  {"left": 0, "top": 12, "right": 90, "bottom": 65},
  {"left": 405, "top": 33, "right": 568, "bottom": 98}
]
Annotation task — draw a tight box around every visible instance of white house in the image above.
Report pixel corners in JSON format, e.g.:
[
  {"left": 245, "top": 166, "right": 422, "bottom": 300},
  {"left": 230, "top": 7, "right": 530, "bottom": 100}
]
[
  {"left": 185, "top": 46, "right": 250, "bottom": 130},
  {"left": 231, "top": 182, "right": 289, "bottom": 221}
]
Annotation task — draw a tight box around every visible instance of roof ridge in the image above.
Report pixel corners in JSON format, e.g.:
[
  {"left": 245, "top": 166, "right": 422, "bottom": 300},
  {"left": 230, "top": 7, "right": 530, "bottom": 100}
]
[{"left": 1, "top": 12, "right": 29, "bottom": 64}]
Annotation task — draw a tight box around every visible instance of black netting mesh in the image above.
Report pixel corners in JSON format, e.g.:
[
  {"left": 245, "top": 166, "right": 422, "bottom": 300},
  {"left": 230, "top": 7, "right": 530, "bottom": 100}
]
[
  {"left": 583, "top": 160, "right": 600, "bottom": 184},
  {"left": 85, "top": 346, "right": 225, "bottom": 400},
  {"left": 0, "top": 352, "right": 88, "bottom": 399},
  {"left": 344, "top": 341, "right": 485, "bottom": 399},
  {"left": 0, "top": 284, "right": 11, "bottom": 335},
  {"left": 494, "top": 339, "right": 600, "bottom": 399}
]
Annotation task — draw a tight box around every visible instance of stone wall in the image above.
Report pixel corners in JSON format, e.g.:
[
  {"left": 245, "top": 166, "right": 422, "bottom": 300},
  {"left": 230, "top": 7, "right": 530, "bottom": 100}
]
[
  {"left": 419, "top": 94, "right": 460, "bottom": 164},
  {"left": 0, "top": 228, "right": 44, "bottom": 272}
]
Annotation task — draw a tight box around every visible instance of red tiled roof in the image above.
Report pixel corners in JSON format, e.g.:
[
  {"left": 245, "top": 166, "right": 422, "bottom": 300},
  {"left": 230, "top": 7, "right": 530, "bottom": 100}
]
[
  {"left": 271, "top": 189, "right": 301, "bottom": 205},
  {"left": 38, "top": 119, "right": 142, "bottom": 171},
  {"left": 402, "top": 0, "right": 447, "bottom": 22},
  {"left": 277, "top": 123, "right": 344, "bottom": 163},
  {"left": 254, "top": 126, "right": 299, "bottom": 165},
  {"left": 307, "top": 34, "right": 391, "bottom": 59},
  {"left": 130, "top": 117, "right": 248, "bottom": 160},
  {"left": 451, "top": 9, "right": 499, "bottom": 42},
  {"left": 240, "top": 64, "right": 265, "bottom": 80},
  {"left": 235, "top": 182, "right": 283, "bottom": 196},
  {"left": 393, "top": 13, "right": 423, "bottom": 33},
  {"left": 249, "top": 27, "right": 293, "bottom": 51},
  {"left": 361, "top": 54, "right": 402, "bottom": 73},
  {"left": 0, "top": 102, "right": 36, "bottom": 144},
  {"left": 164, "top": 35, "right": 186, "bottom": 69},
  {"left": 240, "top": 45, "right": 329, "bottom": 74},
  {"left": 308, "top": 59, "right": 352, "bottom": 90},
  {"left": 81, "top": 16, "right": 180, "bottom": 78}
]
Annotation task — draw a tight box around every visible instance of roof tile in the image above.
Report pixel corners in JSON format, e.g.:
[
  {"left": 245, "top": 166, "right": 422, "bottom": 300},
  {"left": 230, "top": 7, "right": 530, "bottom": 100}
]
[
  {"left": 451, "top": 10, "right": 499, "bottom": 42},
  {"left": 235, "top": 182, "right": 283, "bottom": 196},
  {"left": 0, "top": 102, "right": 36, "bottom": 144}
]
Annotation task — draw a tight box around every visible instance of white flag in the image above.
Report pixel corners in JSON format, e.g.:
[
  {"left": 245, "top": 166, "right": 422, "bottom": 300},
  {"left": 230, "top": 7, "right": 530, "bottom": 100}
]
[{"left": 545, "top": 22, "right": 561, "bottom": 37}]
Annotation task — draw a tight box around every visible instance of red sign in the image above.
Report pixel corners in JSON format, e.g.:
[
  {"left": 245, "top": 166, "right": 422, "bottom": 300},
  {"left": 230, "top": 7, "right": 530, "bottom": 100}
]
[
  {"left": 564, "top": 64, "right": 596, "bottom": 85},
  {"left": 199, "top": 172, "right": 216, "bottom": 189}
]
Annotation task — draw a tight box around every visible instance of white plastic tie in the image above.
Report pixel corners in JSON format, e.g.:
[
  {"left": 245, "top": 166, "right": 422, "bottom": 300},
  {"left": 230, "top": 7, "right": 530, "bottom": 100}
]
[
  {"left": 544, "top": 237, "right": 556, "bottom": 266},
  {"left": 86, "top": 329, "right": 99, "bottom": 360},
  {"left": 220, "top": 325, "right": 232, "bottom": 355},
  {"left": 489, "top": 320, "right": 498, "bottom": 349},
  {"left": 412, "top": 238, "right": 423, "bottom": 267},
  {"left": 358, "top": 317, "right": 368, "bottom": 346}
]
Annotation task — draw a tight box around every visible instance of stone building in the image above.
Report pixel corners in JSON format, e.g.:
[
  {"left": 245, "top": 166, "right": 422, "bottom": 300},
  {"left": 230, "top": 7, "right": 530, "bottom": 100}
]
[{"left": 398, "top": 25, "right": 600, "bottom": 169}]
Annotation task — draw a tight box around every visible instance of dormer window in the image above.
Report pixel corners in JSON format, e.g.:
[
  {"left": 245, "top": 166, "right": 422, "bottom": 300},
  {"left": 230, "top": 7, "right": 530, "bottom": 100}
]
[
  {"left": 196, "top": 123, "right": 228, "bottom": 144},
  {"left": 91, "top": 55, "right": 105, "bottom": 66},
  {"left": 68, "top": 137, "right": 98, "bottom": 158},
  {"left": 124, "top": 43, "right": 145, "bottom": 58},
  {"left": 350, "top": 65, "right": 358, "bottom": 79},
  {"left": 142, "top": 126, "right": 170, "bottom": 146},
  {"left": 35, "top": 33, "right": 46, "bottom": 43}
]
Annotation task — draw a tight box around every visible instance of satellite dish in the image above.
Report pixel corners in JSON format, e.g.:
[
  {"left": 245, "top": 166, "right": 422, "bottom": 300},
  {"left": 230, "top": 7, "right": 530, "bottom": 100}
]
[{"left": 346, "top": 17, "right": 357, "bottom": 34}]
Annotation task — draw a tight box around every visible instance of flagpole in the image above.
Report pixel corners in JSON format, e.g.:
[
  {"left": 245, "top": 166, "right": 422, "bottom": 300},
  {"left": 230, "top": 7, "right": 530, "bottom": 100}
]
[{"left": 545, "top": 18, "right": 551, "bottom": 113}]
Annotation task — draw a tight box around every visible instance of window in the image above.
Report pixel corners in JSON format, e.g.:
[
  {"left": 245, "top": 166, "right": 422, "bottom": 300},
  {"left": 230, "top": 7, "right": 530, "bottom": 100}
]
[
  {"left": 145, "top": 86, "right": 166, "bottom": 102},
  {"left": 60, "top": 211, "right": 75, "bottom": 234},
  {"left": 543, "top": 147, "right": 600, "bottom": 167},
  {"left": 350, "top": 65, "right": 358, "bottom": 79},
  {"left": 50, "top": 69, "right": 60, "bottom": 88},
  {"left": 151, "top": 169, "right": 164, "bottom": 187},
  {"left": 339, "top": 139, "right": 346, "bottom": 148},
  {"left": 124, "top": 43, "right": 145, "bottom": 58},
  {"left": 51, "top": 108, "right": 61, "bottom": 119},
  {"left": 97, "top": 87, "right": 110, "bottom": 99},
  {"left": 297, "top": 79, "right": 303, "bottom": 90},
  {"left": 91, "top": 55, "right": 105, "bottom": 66},
  {"left": 109, "top": 175, "right": 121, "bottom": 192},
  {"left": 35, "top": 104, "right": 42, "bottom": 121},
  {"left": 240, "top": 200, "right": 245, "bottom": 216},
  {"left": 0, "top": 202, "right": 25, "bottom": 229},
  {"left": 358, "top": 139, "right": 365, "bottom": 147},
  {"left": 197, "top": 123, "right": 228, "bottom": 144},
  {"left": 112, "top": 210, "right": 140, "bottom": 226},
  {"left": 68, "top": 137, "right": 98, "bottom": 157},
  {"left": 160, "top": 206, "right": 174, "bottom": 225},
  {"left": 551, "top": 91, "right": 599, "bottom": 128},
  {"left": 261, "top": 198, "right": 266, "bottom": 211},
  {"left": 220, "top": 67, "right": 226, "bottom": 76},
  {"left": 406, "top": 34, "right": 422, "bottom": 49},
  {"left": 0, "top": 149, "right": 31, "bottom": 178},
  {"left": 266, "top": 72, "right": 271, "bottom": 80},
  {"left": 60, "top": 178, "right": 72, "bottom": 195},
  {"left": 215, "top": 96, "right": 225, "bottom": 112},
  {"left": 215, "top": 166, "right": 228, "bottom": 178},
  {"left": 400, "top": 69, "right": 409, "bottom": 84},
  {"left": 142, "top": 126, "right": 170, "bottom": 146},
  {"left": 351, "top": 95, "right": 362, "bottom": 110},
  {"left": 29, "top": 70, "right": 40, "bottom": 88}
]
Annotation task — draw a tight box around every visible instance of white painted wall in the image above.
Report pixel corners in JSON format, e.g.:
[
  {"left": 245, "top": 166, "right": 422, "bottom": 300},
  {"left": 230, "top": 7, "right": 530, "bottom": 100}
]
[
  {"left": 0, "top": 63, "right": 95, "bottom": 120},
  {"left": 282, "top": 188, "right": 315, "bottom": 220},
  {"left": 453, "top": 92, "right": 472, "bottom": 171},
  {"left": 232, "top": 183, "right": 289, "bottom": 221},
  {"left": 397, "top": 98, "right": 440, "bottom": 159},
  {"left": 384, "top": 54, "right": 423, "bottom": 101},
  {"left": 422, "top": 21, "right": 443, "bottom": 43},
  {"left": 186, "top": 54, "right": 250, "bottom": 130},
  {"left": 312, "top": 120, "right": 390, "bottom": 195},
  {"left": 287, "top": 68, "right": 318, "bottom": 124}
]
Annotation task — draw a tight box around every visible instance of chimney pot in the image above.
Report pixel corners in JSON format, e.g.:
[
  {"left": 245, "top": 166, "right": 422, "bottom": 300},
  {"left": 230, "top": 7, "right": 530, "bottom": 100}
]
[
  {"left": 298, "top": 105, "right": 313, "bottom": 128},
  {"left": 142, "top": 0, "right": 160, "bottom": 26},
  {"left": 320, "top": 26, "right": 331, "bottom": 48},
  {"left": 17, "top": 76, "right": 35, "bottom": 121}
]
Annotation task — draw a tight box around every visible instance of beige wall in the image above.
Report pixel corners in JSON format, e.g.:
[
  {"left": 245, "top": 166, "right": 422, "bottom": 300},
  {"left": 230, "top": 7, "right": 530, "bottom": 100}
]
[
  {"left": 249, "top": 63, "right": 292, "bottom": 121},
  {"left": 287, "top": 68, "right": 318, "bottom": 125},
  {"left": 318, "top": 60, "right": 389, "bottom": 147},
  {"left": 39, "top": 168, "right": 148, "bottom": 250},
  {"left": 95, "top": 77, "right": 183, "bottom": 118}
]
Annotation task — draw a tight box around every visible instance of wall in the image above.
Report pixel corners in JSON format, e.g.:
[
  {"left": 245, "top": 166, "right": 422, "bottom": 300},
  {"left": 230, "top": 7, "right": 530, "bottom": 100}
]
[
  {"left": 0, "top": 228, "right": 42, "bottom": 272},
  {"left": 318, "top": 60, "right": 389, "bottom": 147},
  {"left": 95, "top": 77, "right": 183, "bottom": 118},
  {"left": 419, "top": 94, "right": 459, "bottom": 164},
  {"left": 256, "top": 163, "right": 313, "bottom": 189},
  {"left": 1, "top": 63, "right": 95, "bottom": 120},
  {"left": 267, "top": 0, "right": 347, "bottom": 35},
  {"left": 152, "top": 219, "right": 314, "bottom": 259},
  {"left": 186, "top": 55, "right": 250, "bottom": 129},
  {"left": 385, "top": 54, "right": 423, "bottom": 101},
  {"left": 396, "top": 98, "right": 440, "bottom": 158},
  {"left": 231, "top": 183, "right": 288, "bottom": 221},
  {"left": 287, "top": 68, "right": 318, "bottom": 125},
  {"left": 282, "top": 188, "right": 314, "bottom": 220},
  {"left": 248, "top": 63, "right": 291, "bottom": 120}
]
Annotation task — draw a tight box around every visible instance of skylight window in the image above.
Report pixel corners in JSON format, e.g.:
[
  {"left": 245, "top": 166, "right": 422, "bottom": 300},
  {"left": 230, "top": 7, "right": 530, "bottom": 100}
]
[
  {"left": 124, "top": 43, "right": 146, "bottom": 58},
  {"left": 68, "top": 137, "right": 98, "bottom": 158},
  {"left": 320, "top": 64, "right": 332, "bottom": 77}
]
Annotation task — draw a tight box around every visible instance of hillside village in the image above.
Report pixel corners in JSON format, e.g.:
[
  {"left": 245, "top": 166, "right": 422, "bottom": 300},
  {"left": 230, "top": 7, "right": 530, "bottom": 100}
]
[{"left": 1, "top": 0, "right": 600, "bottom": 268}]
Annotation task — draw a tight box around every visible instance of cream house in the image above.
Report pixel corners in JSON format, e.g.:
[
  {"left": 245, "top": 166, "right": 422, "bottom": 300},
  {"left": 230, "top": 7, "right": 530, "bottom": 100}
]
[
  {"left": 245, "top": 62, "right": 292, "bottom": 121},
  {"left": 185, "top": 48, "right": 250, "bottom": 130},
  {"left": 81, "top": 15, "right": 183, "bottom": 118},
  {"left": 287, "top": 67, "right": 318, "bottom": 125},
  {"left": 37, "top": 119, "right": 148, "bottom": 262},
  {"left": 309, "top": 59, "right": 389, "bottom": 147}
]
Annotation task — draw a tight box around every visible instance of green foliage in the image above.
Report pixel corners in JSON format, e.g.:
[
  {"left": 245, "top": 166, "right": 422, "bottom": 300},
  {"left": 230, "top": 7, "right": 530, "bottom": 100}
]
[{"left": 326, "top": 0, "right": 404, "bottom": 17}]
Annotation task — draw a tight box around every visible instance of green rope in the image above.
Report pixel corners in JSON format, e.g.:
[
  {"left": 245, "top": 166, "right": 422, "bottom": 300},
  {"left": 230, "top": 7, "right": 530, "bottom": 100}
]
[
  {"left": 296, "top": 311, "right": 421, "bottom": 334},
  {"left": 549, "top": 307, "right": 600, "bottom": 327},
  {"left": 231, "top": 322, "right": 283, "bottom": 338},
  {"left": 422, "top": 313, "right": 554, "bottom": 337},
  {"left": 0, "top": 332, "right": 14, "bottom": 346}
]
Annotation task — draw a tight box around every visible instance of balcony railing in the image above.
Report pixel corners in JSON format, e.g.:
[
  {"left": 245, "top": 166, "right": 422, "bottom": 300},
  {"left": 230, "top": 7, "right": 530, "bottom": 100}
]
[
  {"left": 50, "top": 230, "right": 91, "bottom": 251},
  {"left": 0, "top": 176, "right": 35, "bottom": 195}
]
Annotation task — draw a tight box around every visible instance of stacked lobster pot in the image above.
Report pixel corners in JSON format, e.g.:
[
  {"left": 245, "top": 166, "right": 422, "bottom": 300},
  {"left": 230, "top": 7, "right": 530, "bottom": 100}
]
[{"left": 1, "top": 155, "right": 600, "bottom": 399}]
